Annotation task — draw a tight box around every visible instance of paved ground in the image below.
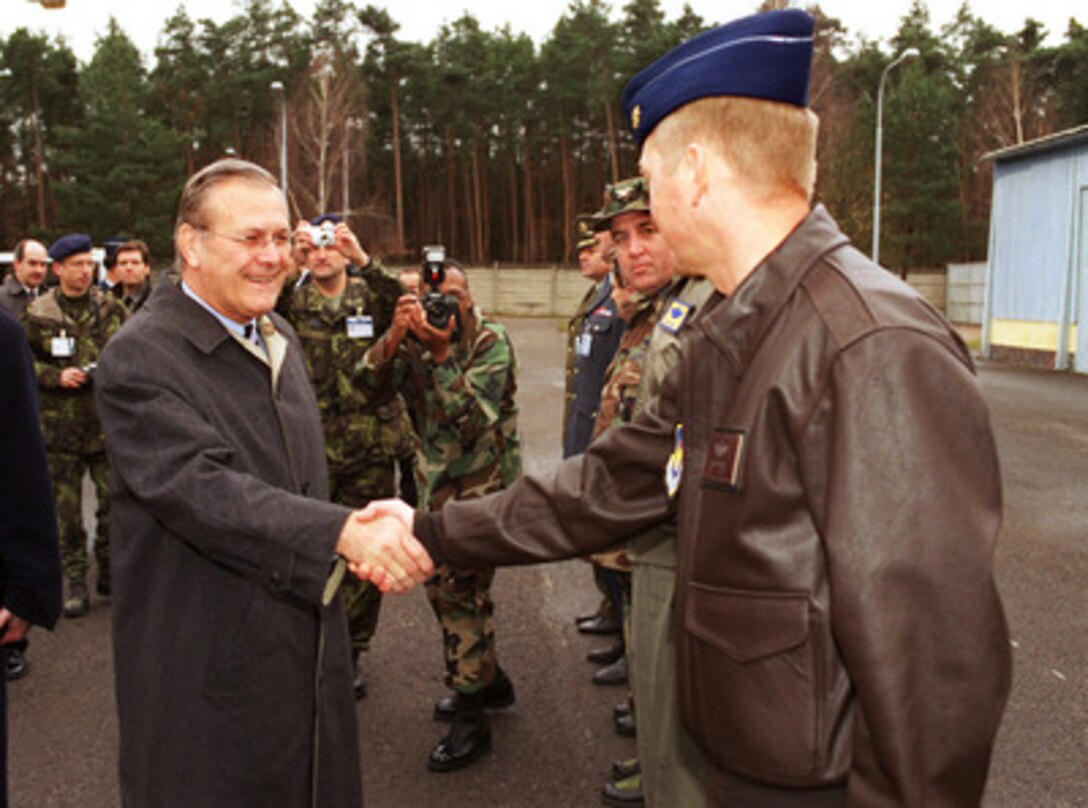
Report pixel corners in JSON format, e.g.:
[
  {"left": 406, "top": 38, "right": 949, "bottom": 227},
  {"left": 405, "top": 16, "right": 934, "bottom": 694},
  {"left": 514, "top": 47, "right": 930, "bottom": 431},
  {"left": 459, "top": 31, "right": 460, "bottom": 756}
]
[{"left": 6, "top": 319, "right": 1086, "bottom": 807}]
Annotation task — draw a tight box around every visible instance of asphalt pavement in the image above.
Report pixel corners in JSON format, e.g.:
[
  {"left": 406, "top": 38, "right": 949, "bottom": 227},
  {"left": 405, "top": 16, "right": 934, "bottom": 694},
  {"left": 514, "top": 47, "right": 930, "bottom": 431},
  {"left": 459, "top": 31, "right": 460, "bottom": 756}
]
[{"left": 6, "top": 319, "right": 1086, "bottom": 807}]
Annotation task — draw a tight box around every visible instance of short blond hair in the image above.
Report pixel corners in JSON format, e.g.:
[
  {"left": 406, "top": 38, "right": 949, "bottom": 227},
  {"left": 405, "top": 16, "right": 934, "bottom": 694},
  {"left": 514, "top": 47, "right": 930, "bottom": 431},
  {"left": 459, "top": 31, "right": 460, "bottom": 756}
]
[{"left": 652, "top": 96, "right": 819, "bottom": 200}]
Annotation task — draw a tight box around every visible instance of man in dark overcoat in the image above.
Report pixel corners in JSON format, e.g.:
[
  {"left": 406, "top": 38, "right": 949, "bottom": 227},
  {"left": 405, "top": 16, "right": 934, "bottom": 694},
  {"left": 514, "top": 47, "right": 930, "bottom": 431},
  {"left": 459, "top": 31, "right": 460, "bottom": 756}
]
[
  {"left": 95, "top": 158, "right": 431, "bottom": 808},
  {"left": 0, "top": 308, "right": 62, "bottom": 805}
]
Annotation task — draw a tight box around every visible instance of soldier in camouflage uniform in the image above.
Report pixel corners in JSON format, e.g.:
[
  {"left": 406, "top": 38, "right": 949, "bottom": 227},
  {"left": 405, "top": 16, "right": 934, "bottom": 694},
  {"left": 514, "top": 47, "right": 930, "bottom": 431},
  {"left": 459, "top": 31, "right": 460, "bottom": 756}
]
[
  {"left": 587, "top": 178, "right": 693, "bottom": 807},
  {"left": 278, "top": 214, "right": 414, "bottom": 698},
  {"left": 23, "top": 234, "right": 127, "bottom": 618},
  {"left": 362, "top": 261, "right": 520, "bottom": 773}
]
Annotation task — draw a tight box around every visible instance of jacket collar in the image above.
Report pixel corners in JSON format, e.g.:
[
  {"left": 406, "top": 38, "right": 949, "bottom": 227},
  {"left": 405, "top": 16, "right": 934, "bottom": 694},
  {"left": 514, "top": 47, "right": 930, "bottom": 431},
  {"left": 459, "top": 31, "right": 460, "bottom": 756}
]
[{"left": 697, "top": 204, "right": 849, "bottom": 374}]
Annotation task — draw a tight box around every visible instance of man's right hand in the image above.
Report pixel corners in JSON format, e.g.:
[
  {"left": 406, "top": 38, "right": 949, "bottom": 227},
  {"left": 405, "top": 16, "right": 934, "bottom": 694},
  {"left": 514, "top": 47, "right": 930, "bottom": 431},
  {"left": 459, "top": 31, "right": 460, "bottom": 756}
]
[
  {"left": 336, "top": 508, "right": 432, "bottom": 593},
  {"left": 59, "top": 367, "right": 88, "bottom": 389},
  {"left": 348, "top": 499, "right": 421, "bottom": 589}
]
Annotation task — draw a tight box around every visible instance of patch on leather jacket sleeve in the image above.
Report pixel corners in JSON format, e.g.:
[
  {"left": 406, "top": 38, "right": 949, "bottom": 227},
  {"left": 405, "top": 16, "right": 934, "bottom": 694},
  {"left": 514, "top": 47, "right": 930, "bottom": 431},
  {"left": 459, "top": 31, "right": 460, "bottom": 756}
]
[
  {"left": 665, "top": 423, "right": 684, "bottom": 498},
  {"left": 702, "top": 428, "right": 745, "bottom": 492}
]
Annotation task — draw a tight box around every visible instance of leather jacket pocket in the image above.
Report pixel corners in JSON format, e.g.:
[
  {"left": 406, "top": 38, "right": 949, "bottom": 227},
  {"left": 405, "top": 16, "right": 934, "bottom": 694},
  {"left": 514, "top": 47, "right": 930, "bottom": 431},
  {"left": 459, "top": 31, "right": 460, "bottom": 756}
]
[{"left": 684, "top": 584, "right": 821, "bottom": 780}]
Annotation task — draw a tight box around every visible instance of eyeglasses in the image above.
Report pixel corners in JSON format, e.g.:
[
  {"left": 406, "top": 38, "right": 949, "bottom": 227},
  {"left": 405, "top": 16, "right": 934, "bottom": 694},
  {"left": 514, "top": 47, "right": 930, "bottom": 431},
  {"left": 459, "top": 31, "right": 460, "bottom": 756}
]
[{"left": 196, "top": 226, "right": 292, "bottom": 252}]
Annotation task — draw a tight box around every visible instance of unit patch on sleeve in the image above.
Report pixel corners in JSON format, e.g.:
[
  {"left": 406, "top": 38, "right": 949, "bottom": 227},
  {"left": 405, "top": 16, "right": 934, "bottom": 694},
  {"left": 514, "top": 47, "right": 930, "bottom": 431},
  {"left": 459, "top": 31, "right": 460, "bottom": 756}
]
[{"left": 658, "top": 300, "right": 693, "bottom": 335}]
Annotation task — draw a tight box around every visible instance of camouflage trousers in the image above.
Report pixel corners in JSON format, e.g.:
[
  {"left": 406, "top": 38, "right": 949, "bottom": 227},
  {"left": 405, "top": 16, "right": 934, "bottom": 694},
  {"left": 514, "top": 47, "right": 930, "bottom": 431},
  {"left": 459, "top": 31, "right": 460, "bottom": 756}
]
[
  {"left": 47, "top": 450, "right": 109, "bottom": 584},
  {"left": 426, "top": 565, "right": 498, "bottom": 694},
  {"left": 331, "top": 460, "right": 396, "bottom": 654}
]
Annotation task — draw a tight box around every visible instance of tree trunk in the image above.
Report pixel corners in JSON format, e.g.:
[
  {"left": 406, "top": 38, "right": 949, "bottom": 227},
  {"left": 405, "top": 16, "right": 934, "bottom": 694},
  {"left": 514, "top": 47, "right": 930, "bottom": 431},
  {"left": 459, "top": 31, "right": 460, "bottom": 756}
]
[
  {"left": 508, "top": 147, "right": 520, "bottom": 264},
  {"left": 523, "top": 135, "right": 535, "bottom": 263},
  {"left": 445, "top": 128, "right": 457, "bottom": 257},
  {"left": 32, "top": 82, "right": 46, "bottom": 230},
  {"left": 560, "top": 118, "right": 574, "bottom": 265},
  {"left": 604, "top": 100, "right": 619, "bottom": 183},
  {"left": 471, "top": 135, "right": 484, "bottom": 264},
  {"left": 1010, "top": 57, "right": 1024, "bottom": 146},
  {"left": 461, "top": 154, "right": 474, "bottom": 263},
  {"left": 391, "top": 82, "right": 405, "bottom": 252}
]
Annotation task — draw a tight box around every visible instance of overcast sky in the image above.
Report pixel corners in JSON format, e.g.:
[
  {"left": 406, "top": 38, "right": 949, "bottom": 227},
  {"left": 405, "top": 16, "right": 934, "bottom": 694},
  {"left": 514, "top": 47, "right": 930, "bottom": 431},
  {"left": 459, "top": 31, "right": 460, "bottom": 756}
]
[{"left": 1, "top": 0, "right": 1082, "bottom": 63}]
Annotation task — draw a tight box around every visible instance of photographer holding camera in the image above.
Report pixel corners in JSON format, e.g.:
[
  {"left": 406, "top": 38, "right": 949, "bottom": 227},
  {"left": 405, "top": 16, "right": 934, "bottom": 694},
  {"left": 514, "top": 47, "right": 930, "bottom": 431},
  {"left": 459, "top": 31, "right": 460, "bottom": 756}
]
[
  {"left": 362, "top": 251, "right": 521, "bottom": 772},
  {"left": 278, "top": 213, "right": 416, "bottom": 698},
  {"left": 23, "top": 234, "right": 127, "bottom": 618}
]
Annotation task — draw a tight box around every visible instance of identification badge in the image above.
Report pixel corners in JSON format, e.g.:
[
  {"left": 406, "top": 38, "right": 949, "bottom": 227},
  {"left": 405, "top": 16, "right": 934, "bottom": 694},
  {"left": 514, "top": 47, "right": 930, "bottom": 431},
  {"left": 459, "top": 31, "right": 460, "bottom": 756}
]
[
  {"left": 346, "top": 315, "right": 374, "bottom": 339},
  {"left": 665, "top": 423, "right": 684, "bottom": 498},
  {"left": 701, "top": 428, "right": 745, "bottom": 492},
  {"left": 51, "top": 336, "right": 76, "bottom": 358},
  {"left": 576, "top": 333, "right": 593, "bottom": 357}
]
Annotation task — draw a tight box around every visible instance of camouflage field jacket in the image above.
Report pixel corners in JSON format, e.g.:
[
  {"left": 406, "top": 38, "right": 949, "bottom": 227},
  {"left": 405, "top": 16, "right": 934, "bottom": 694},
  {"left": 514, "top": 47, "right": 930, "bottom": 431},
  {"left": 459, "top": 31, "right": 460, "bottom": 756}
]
[{"left": 24, "top": 287, "right": 126, "bottom": 453}]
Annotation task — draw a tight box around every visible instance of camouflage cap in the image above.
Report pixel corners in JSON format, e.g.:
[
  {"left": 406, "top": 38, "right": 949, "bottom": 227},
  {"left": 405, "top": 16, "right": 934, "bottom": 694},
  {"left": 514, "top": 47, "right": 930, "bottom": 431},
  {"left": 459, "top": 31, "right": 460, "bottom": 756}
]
[
  {"left": 593, "top": 177, "right": 650, "bottom": 230},
  {"left": 574, "top": 214, "right": 598, "bottom": 253}
]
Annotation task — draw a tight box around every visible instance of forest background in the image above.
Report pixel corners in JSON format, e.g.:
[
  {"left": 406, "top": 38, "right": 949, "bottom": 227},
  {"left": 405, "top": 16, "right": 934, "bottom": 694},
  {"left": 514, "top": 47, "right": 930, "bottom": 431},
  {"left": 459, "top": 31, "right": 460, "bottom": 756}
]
[{"left": 1, "top": 0, "right": 1084, "bottom": 273}]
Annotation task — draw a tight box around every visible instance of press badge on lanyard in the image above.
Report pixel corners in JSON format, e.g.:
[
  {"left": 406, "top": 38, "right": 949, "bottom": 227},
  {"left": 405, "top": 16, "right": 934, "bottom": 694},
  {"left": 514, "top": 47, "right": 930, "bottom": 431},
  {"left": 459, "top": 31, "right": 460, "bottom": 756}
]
[
  {"left": 51, "top": 329, "right": 76, "bottom": 358},
  {"left": 575, "top": 333, "right": 593, "bottom": 357},
  {"left": 346, "top": 315, "right": 374, "bottom": 339}
]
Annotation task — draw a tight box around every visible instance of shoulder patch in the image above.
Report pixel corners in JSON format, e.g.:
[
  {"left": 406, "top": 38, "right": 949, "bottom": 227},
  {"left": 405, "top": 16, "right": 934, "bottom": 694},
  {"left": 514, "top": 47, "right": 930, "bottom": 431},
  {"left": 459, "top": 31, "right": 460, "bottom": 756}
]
[{"left": 657, "top": 300, "right": 692, "bottom": 334}]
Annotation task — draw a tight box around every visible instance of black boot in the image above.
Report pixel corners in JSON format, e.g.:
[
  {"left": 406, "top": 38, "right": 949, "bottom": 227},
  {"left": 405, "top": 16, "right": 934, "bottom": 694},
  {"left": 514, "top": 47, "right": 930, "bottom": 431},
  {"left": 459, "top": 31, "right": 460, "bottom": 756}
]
[
  {"left": 434, "top": 668, "right": 515, "bottom": 721},
  {"left": 587, "top": 641, "right": 624, "bottom": 665},
  {"left": 428, "top": 696, "right": 491, "bottom": 772}
]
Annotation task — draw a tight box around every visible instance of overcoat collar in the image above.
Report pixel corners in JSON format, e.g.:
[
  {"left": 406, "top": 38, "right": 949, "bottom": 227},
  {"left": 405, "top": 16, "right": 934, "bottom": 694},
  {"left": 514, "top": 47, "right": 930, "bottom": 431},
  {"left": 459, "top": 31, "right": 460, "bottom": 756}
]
[{"left": 148, "top": 276, "right": 289, "bottom": 382}]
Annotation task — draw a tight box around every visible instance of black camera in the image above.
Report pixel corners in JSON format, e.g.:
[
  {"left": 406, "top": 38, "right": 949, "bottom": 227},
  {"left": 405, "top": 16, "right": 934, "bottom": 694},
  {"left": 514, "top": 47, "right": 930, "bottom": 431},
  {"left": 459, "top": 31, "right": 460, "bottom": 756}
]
[{"left": 420, "top": 245, "right": 459, "bottom": 330}]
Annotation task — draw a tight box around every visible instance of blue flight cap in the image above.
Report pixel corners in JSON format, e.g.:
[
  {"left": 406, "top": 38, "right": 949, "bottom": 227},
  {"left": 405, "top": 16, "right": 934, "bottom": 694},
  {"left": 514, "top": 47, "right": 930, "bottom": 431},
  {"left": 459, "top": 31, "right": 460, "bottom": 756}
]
[
  {"left": 310, "top": 213, "right": 343, "bottom": 227},
  {"left": 48, "top": 233, "right": 94, "bottom": 263},
  {"left": 621, "top": 9, "right": 815, "bottom": 149}
]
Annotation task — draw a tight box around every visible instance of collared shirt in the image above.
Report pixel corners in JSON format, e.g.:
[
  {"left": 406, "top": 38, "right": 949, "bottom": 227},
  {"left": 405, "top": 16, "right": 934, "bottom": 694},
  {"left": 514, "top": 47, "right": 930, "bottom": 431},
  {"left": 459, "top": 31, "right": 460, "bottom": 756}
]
[{"left": 180, "top": 280, "right": 263, "bottom": 350}]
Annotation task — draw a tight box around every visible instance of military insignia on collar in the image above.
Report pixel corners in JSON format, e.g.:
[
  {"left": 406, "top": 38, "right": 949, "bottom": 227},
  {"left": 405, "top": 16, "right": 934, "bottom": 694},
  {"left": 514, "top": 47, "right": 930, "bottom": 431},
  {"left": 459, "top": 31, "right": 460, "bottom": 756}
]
[
  {"left": 631, "top": 105, "right": 641, "bottom": 132},
  {"left": 701, "top": 428, "right": 745, "bottom": 492},
  {"left": 658, "top": 300, "right": 692, "bottom": 334}
]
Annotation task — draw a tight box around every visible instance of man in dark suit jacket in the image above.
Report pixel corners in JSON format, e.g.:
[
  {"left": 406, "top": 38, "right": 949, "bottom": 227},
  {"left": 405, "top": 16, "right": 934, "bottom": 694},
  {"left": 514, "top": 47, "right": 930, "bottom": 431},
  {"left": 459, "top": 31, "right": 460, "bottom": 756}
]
[
  {"left": 95, "top": 158, "right": 431, "bottom": 808},
  {"left": 0, "top": 309, "right": 63, "bottom": 806}
]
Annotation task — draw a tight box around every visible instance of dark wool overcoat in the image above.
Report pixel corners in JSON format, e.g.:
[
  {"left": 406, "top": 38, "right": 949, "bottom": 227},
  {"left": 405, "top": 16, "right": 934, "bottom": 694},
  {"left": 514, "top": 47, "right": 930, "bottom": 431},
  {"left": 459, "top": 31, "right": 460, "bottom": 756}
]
[{"left": 96, "top": 279, "right": 362, "bottom": 808}]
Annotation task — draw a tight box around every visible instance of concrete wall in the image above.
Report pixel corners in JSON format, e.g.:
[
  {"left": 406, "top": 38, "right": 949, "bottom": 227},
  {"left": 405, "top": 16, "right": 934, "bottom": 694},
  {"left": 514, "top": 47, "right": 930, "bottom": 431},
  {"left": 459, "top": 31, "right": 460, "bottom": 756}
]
[
  {"left": 464, "top": 266, "right": 593, "bottom": 317},
  {"left": 904, "top": 269, "right": 946, "bottom": 315},
  {"left": 947, "top": 262, "right": 987, "bottom": 325},
  {"left": 462, "top": 265, "right": 953, "bottom": 320}
]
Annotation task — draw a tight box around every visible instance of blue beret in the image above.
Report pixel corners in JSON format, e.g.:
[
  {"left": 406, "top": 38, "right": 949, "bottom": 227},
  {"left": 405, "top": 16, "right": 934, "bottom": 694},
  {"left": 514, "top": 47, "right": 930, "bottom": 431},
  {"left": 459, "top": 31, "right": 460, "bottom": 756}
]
[
  {"left": 48, "top": 233, "right": 94, "bottom": 263},
  {"left": 310, "top": 213, "right": 343, "bottom": 227},
  {"left": 103, "top": 236, "right": 129, "bottom": 268},
  {"left": 621, "top": 9, "right": 815, "bottom": 149}
]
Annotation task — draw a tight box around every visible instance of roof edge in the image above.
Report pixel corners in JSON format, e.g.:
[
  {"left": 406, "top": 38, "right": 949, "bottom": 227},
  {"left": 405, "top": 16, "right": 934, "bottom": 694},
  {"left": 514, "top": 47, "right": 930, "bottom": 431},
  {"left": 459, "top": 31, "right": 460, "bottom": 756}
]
[{"left": 981, "top": 123, "right": 1088, "bottom": 164}]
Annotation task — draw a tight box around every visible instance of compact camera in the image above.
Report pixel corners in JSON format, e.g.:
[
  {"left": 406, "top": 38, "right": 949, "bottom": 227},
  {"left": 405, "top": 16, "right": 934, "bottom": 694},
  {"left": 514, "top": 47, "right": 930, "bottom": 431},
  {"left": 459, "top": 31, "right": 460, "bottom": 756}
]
[
  {"left": 309, "top": 222, "right": 336, "bottom": 248},
  {"left": 420, "top": 245, "right": 460, "bottom": 330}
]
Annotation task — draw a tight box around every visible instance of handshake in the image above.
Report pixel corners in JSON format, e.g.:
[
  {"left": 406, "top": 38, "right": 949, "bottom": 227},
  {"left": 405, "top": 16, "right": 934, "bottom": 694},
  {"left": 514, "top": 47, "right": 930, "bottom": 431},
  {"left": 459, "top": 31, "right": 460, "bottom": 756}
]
[{"left": 335, "top": 499, "right": 433, "bottom": 593}]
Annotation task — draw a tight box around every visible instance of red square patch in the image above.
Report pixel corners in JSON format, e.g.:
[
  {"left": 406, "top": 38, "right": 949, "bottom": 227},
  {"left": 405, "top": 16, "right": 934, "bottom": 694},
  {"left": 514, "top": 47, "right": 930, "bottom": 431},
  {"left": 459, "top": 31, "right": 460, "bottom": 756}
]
[{"left": 701, "top": 428, "right": 745, "bottom": 492}]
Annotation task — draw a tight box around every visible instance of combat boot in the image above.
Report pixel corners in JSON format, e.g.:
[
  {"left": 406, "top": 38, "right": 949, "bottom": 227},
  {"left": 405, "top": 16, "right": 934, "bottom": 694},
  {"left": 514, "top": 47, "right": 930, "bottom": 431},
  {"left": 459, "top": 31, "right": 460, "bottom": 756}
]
[
  {"left": 63, "top": 579, "right": 90, "bottom": 619},
  {"left": 601, "top": 771, "right": 644, "bottom": 806},
  {"left": 434, "top": 667, "right": 515, "bottom": 721},
  {"left": 428, "top": 694, "right": 492, "bottom": 772},
  {"left": 592, "top": 655, "right": 628, "bottom": 686}
]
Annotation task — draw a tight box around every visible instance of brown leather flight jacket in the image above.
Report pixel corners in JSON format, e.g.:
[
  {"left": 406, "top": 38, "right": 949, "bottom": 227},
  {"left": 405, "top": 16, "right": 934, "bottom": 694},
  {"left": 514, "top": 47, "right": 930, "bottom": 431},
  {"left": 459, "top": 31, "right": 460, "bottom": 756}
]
[{"left": 423, "top": 206, "right": 1011, "bottom": 805}]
